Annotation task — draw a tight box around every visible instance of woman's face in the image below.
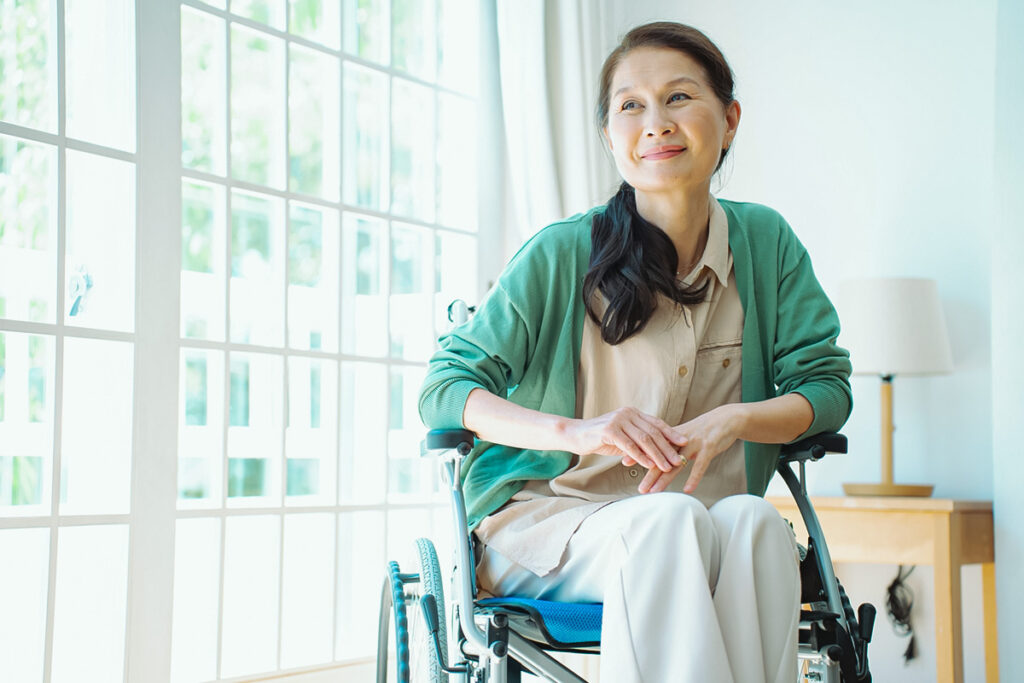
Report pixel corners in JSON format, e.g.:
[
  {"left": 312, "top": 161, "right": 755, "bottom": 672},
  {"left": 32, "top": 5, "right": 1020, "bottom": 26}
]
[{"left": 603, "top": 47, "right": 740, "bottom": 195}]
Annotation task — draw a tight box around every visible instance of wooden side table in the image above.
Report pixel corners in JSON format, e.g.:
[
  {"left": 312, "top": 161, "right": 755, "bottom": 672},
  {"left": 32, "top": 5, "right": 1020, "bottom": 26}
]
[{"left": 768, "top": 496, "right": 998, "bottom": 683}]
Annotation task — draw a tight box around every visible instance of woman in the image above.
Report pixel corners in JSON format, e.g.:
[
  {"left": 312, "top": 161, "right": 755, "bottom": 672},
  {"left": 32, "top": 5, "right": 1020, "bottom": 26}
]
[{"left": 419, "top": 21, "right": 851, "bottom": 683}]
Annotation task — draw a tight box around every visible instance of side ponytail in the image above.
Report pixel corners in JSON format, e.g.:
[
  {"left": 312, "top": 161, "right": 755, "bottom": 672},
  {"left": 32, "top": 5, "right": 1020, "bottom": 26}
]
[{"left": 583, "top": 182, "right": 709, "bottom": 345}]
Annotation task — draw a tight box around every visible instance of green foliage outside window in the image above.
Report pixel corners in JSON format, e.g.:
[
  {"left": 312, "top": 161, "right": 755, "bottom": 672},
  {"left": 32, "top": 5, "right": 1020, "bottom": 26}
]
[
  {"left": 288, "top": 206, "right": 322, "bottom": 287},
  {"left": 0, "top": 137, "right": 52, "bottom": 252},
  {"left": 28, "top": 298, "right": 46, "bottom": 322},
  {"left": 184, "top": 317, "right": 208, "bottom": 339},
  {"left": 389, "top": 371, "right": 403, "bottom": 430},
  {"left": 345, "top": 0, "right": 386, "bottom": 61},
  {"left": 286, "top": 458, "right": 318, "bottom": 496},
  {"left": 236, "top": 0, "right": 273, "bottom": 25},
  {"left": 231, "top": 206, "right": 271, "bottom": 278},
  {"left": 229, "top": 359, "right": 250, "bottom": 427},
  {"left": 182, "top": 189, "right": 215, "bottom": 273},
  {"left": 391, "top": 229, "right": 423, "bottom": 295},
  {"left": 290, "top": 0, "right": 322, "bottom": 36},
  {"left": 231, "top": 30, "right": 275, "bottom": 185},
  {"left": 309, "top": 364, "right": 321, "bottom": 429},
  {"left": 390, "top": 0, "right": 424, "bottom": 75},
  {"left": 228, "top": 457, "right": 266, "bottom": 497},
  {"left": 180, "top": 7, "right": 217, "bottom": 171},
  {"left": 0, "top": 0, "right": 52, "bottom": 130},
  {"left": 185, "top": 357, "right": 208, "bottom": 426},
  {"left": 288, "top": 46, "right": 327, "bottom": 197},
  {"left": 2, "top": 456, "right": 43, "bottom": 505},
  {"left": 178, "top": 458, "right": 208, "bottom": 500},
  {"left": 27, "top": 335, "right": 45, "bottom": 423},
  {"left": 356, "top": 228, "right": 379, "bottom": 295}
]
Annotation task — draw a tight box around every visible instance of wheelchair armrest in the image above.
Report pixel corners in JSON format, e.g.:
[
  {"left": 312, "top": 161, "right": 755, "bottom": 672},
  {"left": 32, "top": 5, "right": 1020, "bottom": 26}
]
[
  {"left": 424, "top": 428, "right": 476, "bottom": 456},
  {"left": 779, "top": 432, "right": 847, "bottom": 463}
]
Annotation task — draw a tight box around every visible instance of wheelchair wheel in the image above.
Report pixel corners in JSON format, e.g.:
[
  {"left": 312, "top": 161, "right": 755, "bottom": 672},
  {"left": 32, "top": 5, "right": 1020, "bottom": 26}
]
[
  {"left": 410, "top": 538, "right": 448, "bottom": 683},
  {"left": 376, "top": 561, "right": 411, "bottom": 683},
  {"left": 375, "top": 539, "right": 449, "bottom": 683}
]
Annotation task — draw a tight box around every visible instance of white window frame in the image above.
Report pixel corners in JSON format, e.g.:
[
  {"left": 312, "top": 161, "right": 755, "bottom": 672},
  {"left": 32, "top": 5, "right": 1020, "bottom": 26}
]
[{"left": 0, "top": 1, "right": 500, "bottom": 681}]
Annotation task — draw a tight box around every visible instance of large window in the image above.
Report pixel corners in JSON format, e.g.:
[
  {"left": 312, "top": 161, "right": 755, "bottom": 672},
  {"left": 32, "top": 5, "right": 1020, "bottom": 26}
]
[
  {"left": 0, "top": 0, "right": 137, "bottom": 681},
  {"left": 0, "top": 1, "right": 484, "bottom": 681}
]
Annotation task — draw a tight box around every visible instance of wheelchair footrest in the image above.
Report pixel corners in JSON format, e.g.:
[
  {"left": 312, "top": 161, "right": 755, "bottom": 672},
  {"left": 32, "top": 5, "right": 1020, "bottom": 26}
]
[{"left": 476, "top": 598, "right": 602, "bottom": 650}]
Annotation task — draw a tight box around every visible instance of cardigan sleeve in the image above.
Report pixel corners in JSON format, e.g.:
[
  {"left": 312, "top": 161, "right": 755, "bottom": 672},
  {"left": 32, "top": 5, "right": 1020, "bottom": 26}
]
[
  {"left": 417, "top": 278, "right": 535, "bottom": 429},
  {"left": 772, "top": 225, "right": 853, "bottom": 438},
  {"left": 417, "top": 221, "right": 571, "bottom": 430}
]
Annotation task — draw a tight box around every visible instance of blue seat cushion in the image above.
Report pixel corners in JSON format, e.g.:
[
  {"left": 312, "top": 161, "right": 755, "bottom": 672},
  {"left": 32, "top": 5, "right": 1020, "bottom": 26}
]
[{"left": 476, "top": 597, "right": 602, "bottom": 649}]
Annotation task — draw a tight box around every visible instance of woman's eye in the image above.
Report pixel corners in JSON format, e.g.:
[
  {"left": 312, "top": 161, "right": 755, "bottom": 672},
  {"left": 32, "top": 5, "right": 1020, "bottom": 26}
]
[
  {"left": 669, "top": 92, "right": 691, "bottom": 103},
  {"left": 621, "top": 100, "right": 639, "bottom": 111}
]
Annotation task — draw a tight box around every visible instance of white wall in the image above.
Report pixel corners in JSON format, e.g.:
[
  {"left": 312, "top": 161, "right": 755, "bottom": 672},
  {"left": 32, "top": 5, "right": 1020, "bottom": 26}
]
[
  {"left": 599, "top": 1, "right": 1002, "bottom": 681},
  {"left": 991, "top": 0, "right": 1024, "bottom": 679}
]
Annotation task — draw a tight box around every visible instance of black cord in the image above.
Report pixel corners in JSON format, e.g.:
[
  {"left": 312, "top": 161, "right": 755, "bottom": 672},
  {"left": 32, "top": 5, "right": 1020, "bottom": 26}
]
[{"left": 886, "top": 564, "right": 917, "bottom": 663}]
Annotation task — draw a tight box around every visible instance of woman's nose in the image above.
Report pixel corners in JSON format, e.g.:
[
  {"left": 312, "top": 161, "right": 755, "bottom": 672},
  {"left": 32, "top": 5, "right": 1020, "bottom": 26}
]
[{"left": 644, "top": 110, "right": 675, "bottom": 137}]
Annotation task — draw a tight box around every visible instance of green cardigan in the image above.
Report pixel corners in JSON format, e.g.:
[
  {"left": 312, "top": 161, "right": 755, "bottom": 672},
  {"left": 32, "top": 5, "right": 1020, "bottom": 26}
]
[{"left": 419, "top": 199, "right": 852, "bottom": 530}]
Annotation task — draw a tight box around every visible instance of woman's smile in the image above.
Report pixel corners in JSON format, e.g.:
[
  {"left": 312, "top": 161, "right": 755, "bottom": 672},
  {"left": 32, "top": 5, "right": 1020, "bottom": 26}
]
[{"left": 641, "top": 145, "right": 686, "bottom": 160}]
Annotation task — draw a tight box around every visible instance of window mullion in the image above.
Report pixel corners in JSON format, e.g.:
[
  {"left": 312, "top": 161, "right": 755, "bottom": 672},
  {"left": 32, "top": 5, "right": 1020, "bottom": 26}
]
[
  {"left": 124, "top": 2, "right": 182, "bottom": 683},
  {"left": 41, "top": 0, "right": 68, "bottom": 678}
]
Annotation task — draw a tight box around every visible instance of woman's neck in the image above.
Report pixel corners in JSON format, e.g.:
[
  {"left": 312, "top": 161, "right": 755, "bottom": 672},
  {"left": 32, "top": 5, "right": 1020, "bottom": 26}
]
[{"left": 634, "top": 184, "right": 712, "bottom": 274}]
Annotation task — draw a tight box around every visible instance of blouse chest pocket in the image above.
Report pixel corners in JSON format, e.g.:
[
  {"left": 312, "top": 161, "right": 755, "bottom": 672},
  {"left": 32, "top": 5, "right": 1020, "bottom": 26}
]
[{"left": 691, "top": 339, "right": 743, "bottom": 409}]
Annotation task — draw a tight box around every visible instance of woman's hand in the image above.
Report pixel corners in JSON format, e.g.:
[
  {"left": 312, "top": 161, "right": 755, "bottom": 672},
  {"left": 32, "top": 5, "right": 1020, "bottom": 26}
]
[
  {"left": 562, "top": 407, "right": 687, "bottom": 473},
  {"left": 638, "top": 394, "right": 815, "bottom": 494},
  {"left": 638, "top": 403, "right": 745, "bottom": 494}
]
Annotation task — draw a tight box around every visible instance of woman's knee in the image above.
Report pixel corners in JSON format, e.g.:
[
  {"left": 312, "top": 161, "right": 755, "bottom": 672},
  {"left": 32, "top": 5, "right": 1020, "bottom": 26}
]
[
  {"left": 615, "top": 492, "right": 715, "bottom": 547},
  {"left": 710, "top": 493, "right": 779, "bottom": 522},
  {"left": 599, "top": 493, "right": 722, "bottom": 585},
  {"left": 710, "top": 494, "right": 797, "bottom": 551}
]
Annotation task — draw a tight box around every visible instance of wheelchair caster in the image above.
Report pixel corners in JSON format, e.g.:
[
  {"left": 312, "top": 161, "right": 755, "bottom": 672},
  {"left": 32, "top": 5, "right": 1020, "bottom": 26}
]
[{"left": 376, "top": 538, "right": 450, "bottom": 683}]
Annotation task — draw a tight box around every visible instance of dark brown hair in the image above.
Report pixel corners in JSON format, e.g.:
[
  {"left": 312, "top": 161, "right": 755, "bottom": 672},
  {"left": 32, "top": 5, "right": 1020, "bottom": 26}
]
[{"left": 585, "top": 22, "right": 736, "bottom": 344}]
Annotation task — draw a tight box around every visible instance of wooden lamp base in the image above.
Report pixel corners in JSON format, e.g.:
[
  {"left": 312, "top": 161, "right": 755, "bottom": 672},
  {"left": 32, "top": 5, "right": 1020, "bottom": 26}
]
[
  {"left": 843, "top": 376, "right": 935, "bottom": 498},
  {"left": 843, "top": 482, "right": 934, "bottom": 497}
]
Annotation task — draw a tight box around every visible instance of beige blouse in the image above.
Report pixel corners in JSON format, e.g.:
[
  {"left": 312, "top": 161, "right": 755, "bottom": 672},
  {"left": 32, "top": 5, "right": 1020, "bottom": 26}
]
[{"left": 476, "top": 197, "right": 746, "bottom": 577}]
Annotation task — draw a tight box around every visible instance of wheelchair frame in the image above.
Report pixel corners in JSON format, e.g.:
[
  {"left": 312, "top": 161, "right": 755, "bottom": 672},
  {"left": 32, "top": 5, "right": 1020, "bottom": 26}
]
[{"left": 379, "top": 430, "right": 874, "bottom": 683}]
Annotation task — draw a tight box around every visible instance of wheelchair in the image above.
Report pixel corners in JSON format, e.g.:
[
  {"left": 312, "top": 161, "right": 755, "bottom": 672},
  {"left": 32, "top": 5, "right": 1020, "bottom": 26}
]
[{"left": 377, "top": 428, "right": 875, "bottom": 682}]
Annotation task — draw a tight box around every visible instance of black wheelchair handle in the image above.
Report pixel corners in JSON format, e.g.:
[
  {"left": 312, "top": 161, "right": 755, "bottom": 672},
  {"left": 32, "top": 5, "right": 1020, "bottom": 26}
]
[
  {"left": 779, "top": 432, "right": 848, "bottom": 463},
  {"left": 425, "top": 428, "right": 475, "bottom": 454}
]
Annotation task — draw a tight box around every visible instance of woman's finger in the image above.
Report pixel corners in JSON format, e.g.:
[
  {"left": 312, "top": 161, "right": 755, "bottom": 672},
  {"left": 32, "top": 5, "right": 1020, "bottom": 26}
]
[
  {"left": 631, "top": 416, "right": 683, "bottom": 468},
  {"left": 639, "top": 413, "right": 689, "bottom": 449},
  {"left": 622, "top": 422, "right": 676, "bottom": 471},
  {"left": 607, "top": 428, "right": 655, "bottom": 470},
  {"left": 639, "top": 467, "right": 662, "bottom": 493},
  {"left": 639, "top": 462, "right": 685, "bottom": 494},
  {"left": 683, "top": 452, "right": 711, "bottom": 494}
]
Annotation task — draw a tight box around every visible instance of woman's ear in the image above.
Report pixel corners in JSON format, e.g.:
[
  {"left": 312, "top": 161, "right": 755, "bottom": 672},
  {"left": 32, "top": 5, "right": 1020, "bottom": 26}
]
[
  {"left": 724, "top": 100, "right": 741, "bottom": 148},
  {"left": 603, "top": 126, "right": 614, "bottom": 151}
]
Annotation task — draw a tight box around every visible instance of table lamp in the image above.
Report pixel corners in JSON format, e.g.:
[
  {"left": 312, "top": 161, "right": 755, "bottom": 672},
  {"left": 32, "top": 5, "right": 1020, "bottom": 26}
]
[{"left": 838, "top": 278, "right": 953, "bottom": 496}]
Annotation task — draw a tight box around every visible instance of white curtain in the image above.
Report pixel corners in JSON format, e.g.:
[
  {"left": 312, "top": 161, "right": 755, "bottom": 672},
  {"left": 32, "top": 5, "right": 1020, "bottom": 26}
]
[{"left": 494, "top": 0, "right": 620, "bottom": 247}]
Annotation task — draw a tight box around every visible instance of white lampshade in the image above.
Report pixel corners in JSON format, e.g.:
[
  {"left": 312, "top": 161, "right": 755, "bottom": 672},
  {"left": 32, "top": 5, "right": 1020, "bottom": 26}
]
[{"left": 838, "top": 278, "right": 953, "bottom": 377}]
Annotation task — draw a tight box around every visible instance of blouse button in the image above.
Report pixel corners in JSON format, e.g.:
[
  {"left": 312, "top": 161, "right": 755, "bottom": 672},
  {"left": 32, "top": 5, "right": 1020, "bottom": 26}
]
[
  {"left": 722, "top": 358, "right": 731, "bottom": 368},
  {"left": 628, "top": 468, "right": 639, "bottom": 478},
  {"left": 677, "top": 365, "right": 688, "bottom": 377}
]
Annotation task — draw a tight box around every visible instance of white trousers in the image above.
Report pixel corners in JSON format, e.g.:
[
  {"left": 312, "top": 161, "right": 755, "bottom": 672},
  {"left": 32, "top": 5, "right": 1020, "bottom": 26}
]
[{"left": 477, "top": 493, "right": 800, "bottom": 683}]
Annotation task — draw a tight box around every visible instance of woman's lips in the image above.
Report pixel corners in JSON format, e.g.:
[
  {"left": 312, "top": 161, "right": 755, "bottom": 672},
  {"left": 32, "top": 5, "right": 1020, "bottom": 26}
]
[{"left": 642, "top": 146, "right": 685, "bottom": 160}]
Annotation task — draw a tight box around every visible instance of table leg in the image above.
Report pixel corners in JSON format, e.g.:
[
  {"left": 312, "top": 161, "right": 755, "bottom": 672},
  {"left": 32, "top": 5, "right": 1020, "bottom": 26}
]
[
  {"left": 982, "top": 562, "right": 999, "bottom": 682},
  {"left": 934, "top": 515, "right": 963, "bottom": 683}
]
